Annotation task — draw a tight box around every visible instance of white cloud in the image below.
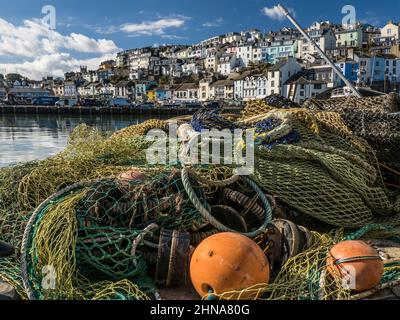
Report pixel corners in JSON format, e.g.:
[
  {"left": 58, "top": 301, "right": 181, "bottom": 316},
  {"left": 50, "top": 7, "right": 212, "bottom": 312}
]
[
  {"left": 202, "top": 17, "right": 224, "bottom": 28},
  {"left": 121, "top": 17, "right": 188, "bottom": 36},
  {"left": 160, "top": 34, "right": 187, "bottom": 40},
  {"left": 261, "top": 5, "right": 295, "bottom": 21},
  {"left": 0, "top": 18, "right": 120, "bottom": 80},
  {"left": 0, "top": 53, "right": 117, "bottom": 80},
  {"left": 90, "top": 25, "right": 120, "bottom": 35},
  {"left": 0, "top": 18, "right": 119, "bottom": 57}
]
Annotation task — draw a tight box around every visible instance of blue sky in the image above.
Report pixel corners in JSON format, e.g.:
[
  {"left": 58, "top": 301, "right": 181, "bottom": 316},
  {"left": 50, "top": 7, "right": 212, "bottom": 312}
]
[{"left": 0, "top": 0, "right": 398, "bottom": 79}]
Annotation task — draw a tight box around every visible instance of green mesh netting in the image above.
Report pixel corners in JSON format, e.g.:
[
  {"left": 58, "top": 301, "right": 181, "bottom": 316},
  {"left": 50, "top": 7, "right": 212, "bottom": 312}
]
[
  {"left": 248, "top": 109, "right": 400, "bottom": 228},
  {"left": 1, "top": 101, "right": 400, "bottom": 300}
]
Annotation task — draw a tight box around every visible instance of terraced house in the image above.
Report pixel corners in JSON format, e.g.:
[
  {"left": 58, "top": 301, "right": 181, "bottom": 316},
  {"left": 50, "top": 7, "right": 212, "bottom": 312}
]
[
  {"left": 174, "top": 83, "right": 199, "bottom": 102},
  {"left": 297, "top": 21, "right": 337, "bottom": 59},
  {"left": 210, "top": 80, "right": 234, "bottom": 100},
  {"left": 261, "top": 39, "right": 298, "bottom": 64}
]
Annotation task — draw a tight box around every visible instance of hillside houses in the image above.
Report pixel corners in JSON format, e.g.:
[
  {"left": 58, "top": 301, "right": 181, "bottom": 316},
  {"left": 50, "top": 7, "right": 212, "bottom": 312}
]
[
  {"left": 210, "top": 80, "right": 235, "bottom": 100},
  {"left": 174, "top": 83, "right": 199, "bottom": 102},
  {"left": 297, "top": 21, "right": 337, "bottom": 59},
  {"left": 3, "top": 18, "right": 400, "bottom": 106},
  {"left": 217, "top": 54, "right": 238, "bottom": 76}
]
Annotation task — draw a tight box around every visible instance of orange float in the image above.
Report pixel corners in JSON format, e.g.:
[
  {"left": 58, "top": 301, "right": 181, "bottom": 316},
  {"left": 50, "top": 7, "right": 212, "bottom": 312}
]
[
  {"left": 190, "top": 232, "right": 270, "bottom": 298},
  {"left": 327, "top": 240, "right": 384, "bottom": 292},
  {"left": 118, "top": 170, "right": 147, "bottom": 185}
]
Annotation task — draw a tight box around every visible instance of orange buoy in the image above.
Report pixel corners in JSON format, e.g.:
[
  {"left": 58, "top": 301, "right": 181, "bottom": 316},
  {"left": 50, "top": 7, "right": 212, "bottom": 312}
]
[
  {"left": 118, "top": 170, "right": 147, "bottom": 185},
  {"left": 327, "top": 240, "right": 384, "bottom": 292},
  {"left": 190, "top": 232, "right": 270, "bottom": 298}
]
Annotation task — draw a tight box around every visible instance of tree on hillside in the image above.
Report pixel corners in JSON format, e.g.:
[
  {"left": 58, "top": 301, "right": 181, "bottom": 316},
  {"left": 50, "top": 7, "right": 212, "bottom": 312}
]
[{"left": 5, "top": 73, "right": 25, "bottom": 84}]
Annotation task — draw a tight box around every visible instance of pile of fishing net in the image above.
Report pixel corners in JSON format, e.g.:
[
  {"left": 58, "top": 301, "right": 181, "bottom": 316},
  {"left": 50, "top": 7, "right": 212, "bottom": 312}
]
[
  {"left": 0, "top": 123, "right": 159, "bottom": 299},
  {"left": 1, "top": 96, "right": 400, "bottom": 300},
  {"left": 0, "top": 130, "right": 272, "bottom": 300},
  {"left": 238, "top": 101, "right": 400, "bottom": 229},
  {"left": 304, "top": 93, "right": 400, "bottom": 174},
  {"left": 241, "top": 95, "right": 300, "bottom": 119}
]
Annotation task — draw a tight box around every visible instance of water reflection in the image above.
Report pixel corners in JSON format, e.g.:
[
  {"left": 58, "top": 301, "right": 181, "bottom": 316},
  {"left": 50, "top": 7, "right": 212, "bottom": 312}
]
[{"left": 0, "top": 113, "right": 165, "bottom": 167}]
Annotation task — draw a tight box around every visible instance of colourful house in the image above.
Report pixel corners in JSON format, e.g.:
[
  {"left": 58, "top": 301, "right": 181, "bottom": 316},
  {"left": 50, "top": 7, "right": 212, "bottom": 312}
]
[
  {"left": 146, "top": 89, "right": 156, "bottom": 102},
  {"left": 335, "top": 58, "right": 359, "bottom": 84},
  {"left": 135, "top": 81, "right": 157, "bottom": 101},
  {"left": 155, "top": 86, "right": 172, "bottom": 102},
  {"left": 335, "top": 26, "right": 364, "bottom": 48},
  {"left": 261, "top": 40, "right": 298, "bottom": 64}
]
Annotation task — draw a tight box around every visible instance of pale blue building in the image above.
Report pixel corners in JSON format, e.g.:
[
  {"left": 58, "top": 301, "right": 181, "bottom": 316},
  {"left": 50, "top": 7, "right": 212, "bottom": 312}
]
[{"left": 261, "top": 40, "right": 298, "bottom": 64}]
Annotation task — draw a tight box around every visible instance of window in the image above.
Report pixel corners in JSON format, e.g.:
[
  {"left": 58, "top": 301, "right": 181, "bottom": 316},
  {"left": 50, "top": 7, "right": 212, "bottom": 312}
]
[
  {"left": 386, "top": 61, "right": 390, "bottom": 66},
  {"left": 271, "top": 81, "right": 275, "bottom": 87},
  {"left": 300, "top": 91, "right": 304, "bottom": 96},
  {"left": 314, "top": 84, "right": 322, "bottom": 90}
]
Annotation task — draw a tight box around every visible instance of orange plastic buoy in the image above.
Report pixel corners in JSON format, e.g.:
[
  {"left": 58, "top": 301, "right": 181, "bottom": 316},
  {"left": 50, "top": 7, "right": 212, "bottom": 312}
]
[
  {"left": 118, "top": 170, "right": 147, "bottom": 185},
  {"left": 327, "top": 240, "right": 384, "bottom": 292},
  {"left": 190, "top": 232, "right": 270, "bottom": 298}
]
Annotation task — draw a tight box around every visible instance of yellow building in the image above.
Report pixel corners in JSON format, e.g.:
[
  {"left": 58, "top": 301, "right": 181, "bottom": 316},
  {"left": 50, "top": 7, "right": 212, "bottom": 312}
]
[{"left": 146, "top": 90, "right": 156, "bottom": 102}]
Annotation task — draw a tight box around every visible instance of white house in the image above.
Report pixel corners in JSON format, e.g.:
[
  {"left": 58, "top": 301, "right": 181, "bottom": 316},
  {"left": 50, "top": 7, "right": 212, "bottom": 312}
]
[
  {"left": 241, "top": 29, "right": 263, "bottom": 43},
  {"left": 384, "top": 54, "right": 400, "bottom": 83},
  {"left": 182, "top": 60, "right": 204, "bottom": 75},
  {"left": 217, "top": 54, "right": 238, "bottom": 76},
  {"left": 174, "top": 83, "right": 199, "bottom": 102},
  {"left": 266, "top": 57, "right": 303, "bottom": 96},
  {"left": 236, "top": 45, "right": 262, "bottom": 67},
  {"left": 200, "top": 35, "right": 223, "bottom": 48},
  {"left": 98, "top": 83, "right": 116, "bottom": 97},
  {"left": 297, "top": 22, "right": 337, "bottom": 58},
  {"left": 115, "top": 81, "right": 135, "bottom": 98},
  {"left": 242, "top": 75, "right": 257, "bottom": 100},
  {"left": 380, "top": 21, "right": 400, "bottom": 42},
  {"left": 129, "top": 69, "right": 144, "bottom": 80},
  {"left": 80, "top": 82, "right": 101, "bottom": 97},
  {"left": 222, "top": 32, "right": 243, "bottom": 45},
  {"left": 64, "top": 81, "right": 78, "bottom": 98},
  {"left": 205, "top": 52, "right": 221, "bottom": 72},
  {"left": 52, "top": 83, "right": 65, "bottom": 97},
  {"left": 284, "top": 77, "right": 328, "bottom": 104},
  {"left": 199, "top": 78, "right": 214, "bottom": 102},
  {"left": 354, "top": 52, "right": 379, "bottom": 84},
  {"left": 233, "top": 71, "right": 254, "bottom": 100},
  {"left": 241, "top": 74, "right": 268, "bottom": 100},
  {"left": 210, "top": 80, "right": 235, "bottom": 100}
]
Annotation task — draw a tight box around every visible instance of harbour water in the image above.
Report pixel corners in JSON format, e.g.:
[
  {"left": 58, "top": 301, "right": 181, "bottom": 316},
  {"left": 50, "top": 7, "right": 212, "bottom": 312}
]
[{"left": 0, "top": 113, "right": 165, "bottom": 168}]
